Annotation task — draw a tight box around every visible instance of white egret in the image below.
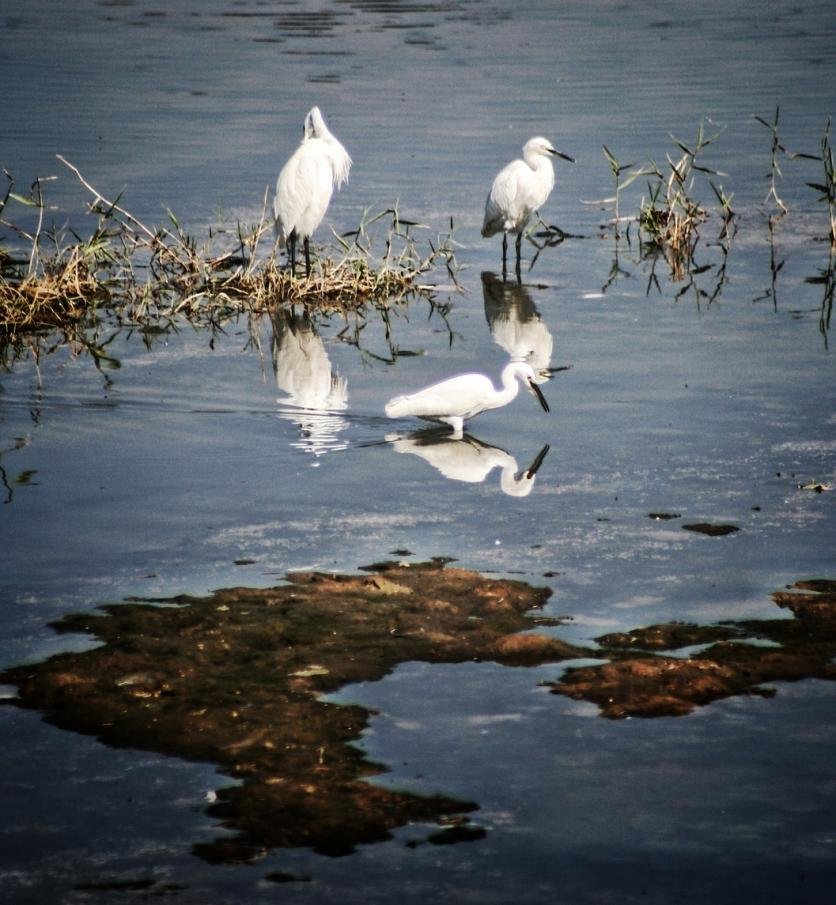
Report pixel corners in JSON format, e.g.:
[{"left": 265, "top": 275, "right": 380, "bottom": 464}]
[
  {"left": 387, "top": 430, "right": 550, "bottom": 497},
  {"left": 481, "top": 136, "right": 573, "bottom": 274},
  {"left": 273, "top": 106, "right": 351, "bottom": 275},
  {"left": 384, "top": 360, "right": 549, "bottom": 438}
]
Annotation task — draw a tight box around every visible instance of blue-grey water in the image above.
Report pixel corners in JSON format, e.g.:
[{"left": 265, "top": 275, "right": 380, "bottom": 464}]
[{"left": 1, "top": 1, "right": 834, "bottom": 903}]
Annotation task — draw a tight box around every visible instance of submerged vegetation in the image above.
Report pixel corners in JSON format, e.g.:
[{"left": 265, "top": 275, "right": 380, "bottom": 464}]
[
  {"left": 637, "top": 120, "right": 723, "bottom": 264},
  {"left": 0, "top": 560, "right": 564, "bottom": 862},
  {"left": 588, "top": 113, "right": 835, "bottom": 340},
  {"left": 809, "top": 117, "right": 836, "bottom": 247}
]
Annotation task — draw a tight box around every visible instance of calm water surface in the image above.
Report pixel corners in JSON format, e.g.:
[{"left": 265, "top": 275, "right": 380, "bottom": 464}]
[{"left": 1, "top": 1, "right": 834, "bottom": 903}]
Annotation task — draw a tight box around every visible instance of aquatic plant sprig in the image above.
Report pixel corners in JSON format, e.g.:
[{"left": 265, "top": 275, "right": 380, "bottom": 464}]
[
  {"left": 0, "top": 170, "right": 61, "bottom": 278},
  {"left": 805, "top": 117, "right": 836, "bottom": 248},
  {"left": 753, "top": 106, "right": 821, "bottom": 216},
  {"left": 0, "top": 175, "right": 115, "bottom": 337},
  {"left": 708, "top": 180, "right": 736, "bottom": 241},
  {"left": 601, "top": 145, "right": 656, "bottom": 239},
  {"left": 638, "top": 119, "right": 726, "bottom": 278},
  {"left": 579, "top": 148, "right": 653, "bottom": 241},
  {"left": 755, "top": 106, "right": 791, "bottom": 214}
]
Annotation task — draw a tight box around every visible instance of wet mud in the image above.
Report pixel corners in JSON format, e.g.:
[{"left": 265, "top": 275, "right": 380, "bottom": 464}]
[{"left": 2, "top": 565, "right": 833, "bottom": 862}]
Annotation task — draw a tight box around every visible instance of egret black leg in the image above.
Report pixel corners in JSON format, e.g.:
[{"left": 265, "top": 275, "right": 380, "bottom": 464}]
[
  {"left": 502, "top": 232, "right": 508, "bottom": 280},
  {"left": 288, "top": 230, "right": 297, "bottom": 273},
  {"left": 515, "top": 231, "right": 522, "bottom": 267},
  {"left": 304, "top": 236, "right": 311, "bottom": 277}
]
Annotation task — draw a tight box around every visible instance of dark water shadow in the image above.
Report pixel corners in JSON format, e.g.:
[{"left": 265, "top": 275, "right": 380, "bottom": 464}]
[
  {"left": 0, "top": 315, "right": 125, "bottom": 389},
  {"left": 804, "top": 250, "right": 835, "bottom": 349},
  {"left": 0, "top": 435, "right": 33, "bottom": 504}
]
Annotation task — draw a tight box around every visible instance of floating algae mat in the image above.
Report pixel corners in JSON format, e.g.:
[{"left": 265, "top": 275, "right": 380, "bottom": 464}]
[
  {"left": 548, "top": 579, "right": 836, "bottom": 718},
  {"left": 2, "top": 562, "right": 834, "bottom": 863},
  {"left": 0, "top": 560, "right": 572, "bottom": 863}
]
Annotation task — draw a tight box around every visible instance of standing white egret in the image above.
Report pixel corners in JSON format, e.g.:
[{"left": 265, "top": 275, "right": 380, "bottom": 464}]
[
  {"left": 273, "top": 106, "right": 352, "bottom": 275},
  {"left": 384, "top": 360, "right": 549, "bottom": 438},
  {"left": 481, "top": 136, "right": 573, "bottom": 275}
]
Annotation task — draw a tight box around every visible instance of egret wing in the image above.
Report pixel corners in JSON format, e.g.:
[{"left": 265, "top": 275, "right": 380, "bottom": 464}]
[
  {"left": 274, "top": 144, "right": 334, "bottom": 241},
  {"left": 482, "top": 163, "right": 521, "bottom": 235},
  {"left": 325, "top": 138, "right": 352, "bottom": 189},
  {"left": 386, "top": 373, "right": 495, "bottom": 420}
]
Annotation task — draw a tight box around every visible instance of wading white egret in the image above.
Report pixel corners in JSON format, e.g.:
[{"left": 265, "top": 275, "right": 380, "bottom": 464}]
[
  {"left": 481, "top": 136, "right": 573, "bottom": 274},
  {"left": 384, "top": 360, "right": 549, "bottom": 438},
  {"left": 273, "top": 106, "right": 352, "bottom": 275}
]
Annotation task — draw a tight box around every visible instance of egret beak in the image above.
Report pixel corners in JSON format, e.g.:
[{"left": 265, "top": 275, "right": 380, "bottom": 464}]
[
  {"left": 544, "top": 364, "right": 572, "bottom": 376},
  {"left": 551, "top": 149, "right": 575, "bottom": 163},
  {"left": 525, "top": 444, "right": 550, "bottom": 479},
  {"left": 528, "top": 379, "right": 550, "bottom": 413}
]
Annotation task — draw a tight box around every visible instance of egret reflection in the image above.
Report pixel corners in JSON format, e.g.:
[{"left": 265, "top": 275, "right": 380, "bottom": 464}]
[
  {"left": 271, "top": 308, "right": 348, "bottom": 457},
  {"left": 482, "top": 271, "right": 553, "bottom": 383},
  {"left": 386, "top": 429, "right": 550, "bottom": 497}
]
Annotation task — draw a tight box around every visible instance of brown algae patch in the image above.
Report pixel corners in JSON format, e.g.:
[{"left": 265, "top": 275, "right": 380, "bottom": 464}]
[
  {"left": 0, "top": 559, "right": 574, "bottom": 863},
  {"left": 2, "top": 565, "right": 834, "bottom": 862},
  {"left": 549, "top": 579, "right": 836, "bottom": 718}
]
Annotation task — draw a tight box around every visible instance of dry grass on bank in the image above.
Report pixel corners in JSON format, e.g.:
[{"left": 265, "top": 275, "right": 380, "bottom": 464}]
[{"left": 0, "top": 157, "right": 461, "bottom": 341}]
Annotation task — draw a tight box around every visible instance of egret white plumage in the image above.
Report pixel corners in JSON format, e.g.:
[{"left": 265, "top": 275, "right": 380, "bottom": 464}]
[
  {"left": 271, "top": 308, "right": 348, "bottom": 412},
  {"left": 384, "top": 360, "right": 549, "bottom": 438},
  {"left": 273, "top": 107, "right": 351, "bottom": 275},
  {"left": 481, "top": 136, "right": 573, "bottom": 274}
]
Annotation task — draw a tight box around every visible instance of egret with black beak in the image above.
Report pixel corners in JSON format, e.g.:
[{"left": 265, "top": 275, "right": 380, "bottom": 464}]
[{"left": 385, "top": 360, "right": 550, "bottom": 438}]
